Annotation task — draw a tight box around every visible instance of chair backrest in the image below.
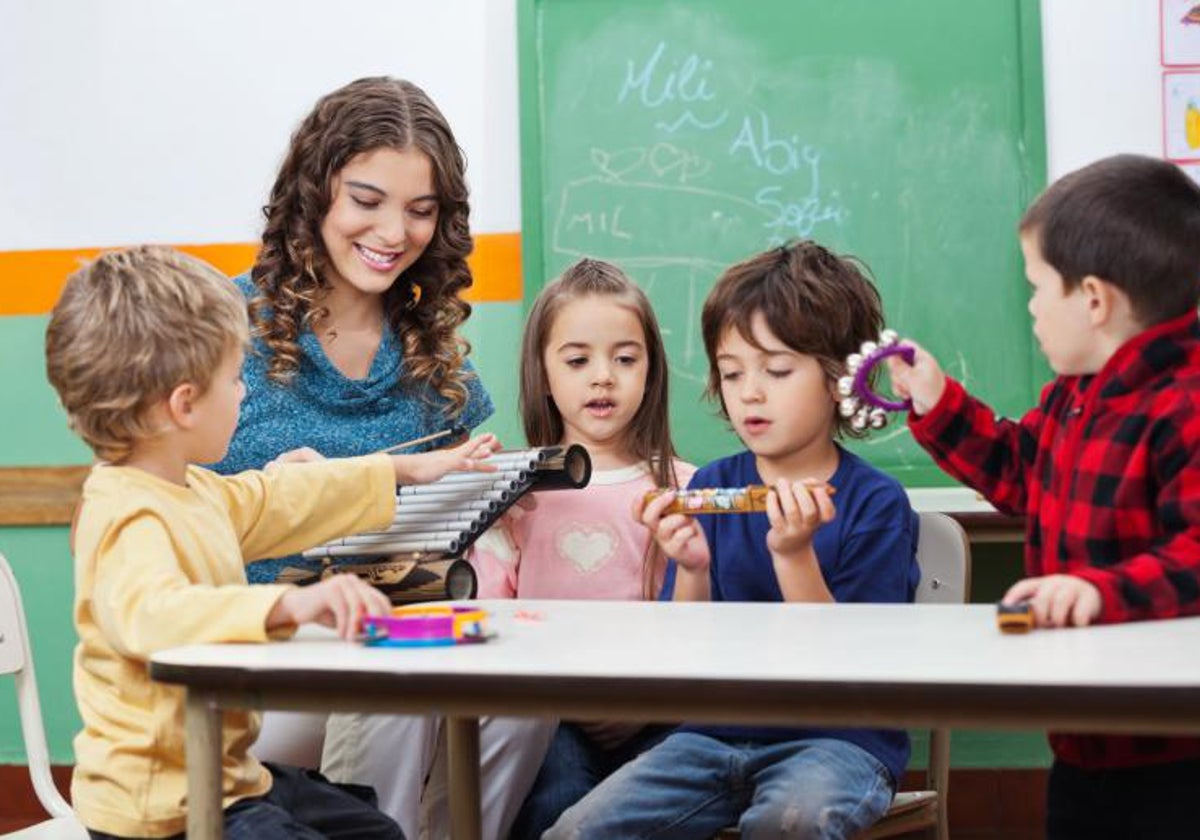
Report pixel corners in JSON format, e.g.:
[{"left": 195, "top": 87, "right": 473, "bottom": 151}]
[
  {"left": 0, "top": 551, "right": 74, "bottom": 819},
  {"left": 914, "top": 511, "right": 971, "bottom": 606}
]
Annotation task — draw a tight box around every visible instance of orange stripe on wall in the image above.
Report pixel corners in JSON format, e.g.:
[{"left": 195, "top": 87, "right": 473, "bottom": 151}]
[{"left": 0, "top": 232, "right": 522, "bottom": 316}]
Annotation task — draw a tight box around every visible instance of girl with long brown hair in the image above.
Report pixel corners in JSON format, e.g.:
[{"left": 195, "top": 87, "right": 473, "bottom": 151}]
[{"left": 470, "top": 257, "right": 694, "bottom": 838}]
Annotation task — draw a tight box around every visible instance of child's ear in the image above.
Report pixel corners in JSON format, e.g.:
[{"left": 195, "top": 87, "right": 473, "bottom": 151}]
[
  {"left": 1079, "top": 275, "right": 1129, "bottom": 328},
  {"left": 165, "top": 382, "right": 201, "bottom": 429}
]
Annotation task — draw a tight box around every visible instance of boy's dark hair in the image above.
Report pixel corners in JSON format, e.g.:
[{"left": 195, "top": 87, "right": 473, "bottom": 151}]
[
  {"left": 701, "top": 240, "right": 884, "bottom": 439},
  {"left": 1019, "top": 154, "right": 1200, "bottom": 325}
]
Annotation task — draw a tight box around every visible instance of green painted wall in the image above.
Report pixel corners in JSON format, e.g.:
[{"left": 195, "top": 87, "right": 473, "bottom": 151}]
[{"left": 0, "top": 303, "right": 1048, "bottom": 768}]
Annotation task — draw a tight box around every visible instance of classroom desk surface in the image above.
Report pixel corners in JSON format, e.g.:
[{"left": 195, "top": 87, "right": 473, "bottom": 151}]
[
  {"left": 151, "top": 601, "right": 1200, "bottom": 840},
  {"left": 906, "top": 486, "right": 1023, "bottom": 542}
]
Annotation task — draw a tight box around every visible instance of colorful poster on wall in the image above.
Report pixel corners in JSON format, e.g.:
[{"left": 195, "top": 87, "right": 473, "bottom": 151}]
[
  {"left": 1163, "top": 71, "right": 1200, "bottom": 162},
  {"left": 1163, "top": 0, "right": 1200, "bottom": 66}
]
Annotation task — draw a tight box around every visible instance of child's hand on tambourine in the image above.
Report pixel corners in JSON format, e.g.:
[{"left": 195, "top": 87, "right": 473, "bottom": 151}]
[{"left": 884, "top": 340, "right": 947, "bottom": 416}]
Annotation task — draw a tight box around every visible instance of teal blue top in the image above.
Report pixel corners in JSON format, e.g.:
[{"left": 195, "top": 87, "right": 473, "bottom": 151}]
[{"left": 213, "top": 274, "right": 495, "bottom": 582}]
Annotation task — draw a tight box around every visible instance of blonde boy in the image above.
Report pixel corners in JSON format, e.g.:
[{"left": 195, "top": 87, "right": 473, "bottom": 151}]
[{"left": 45, "top": 246, "right": 497, "bottom": 840}]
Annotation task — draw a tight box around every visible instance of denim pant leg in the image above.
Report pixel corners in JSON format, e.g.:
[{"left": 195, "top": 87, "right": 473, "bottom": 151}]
[
  {"left": 510, "top": 723, "right": 606, "bottom": 840},
  {"left": 546, "top": 731, "right": 748, "bottom": 840},
  {"left": 225, "top": 763, "right": 405, "bottom": 840},
  {"left": 739, "top": 738, "right": 894, "bottom": 840}
]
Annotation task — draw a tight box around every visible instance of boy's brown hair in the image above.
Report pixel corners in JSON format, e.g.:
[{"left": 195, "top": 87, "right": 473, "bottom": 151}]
[
  {"left": 45, "top": 245, "right": 249, "bottom": 462},
  {"left": 1020, "top": 154, "right": 1200, "bottom": 326},
  {"left": 702, "top": 240, "right": 885, "bottom": 439}
]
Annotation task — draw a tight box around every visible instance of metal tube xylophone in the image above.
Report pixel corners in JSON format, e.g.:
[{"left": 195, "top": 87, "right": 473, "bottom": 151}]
[{"left": 305, "top": 445, "right": 593, "bottom": 601}]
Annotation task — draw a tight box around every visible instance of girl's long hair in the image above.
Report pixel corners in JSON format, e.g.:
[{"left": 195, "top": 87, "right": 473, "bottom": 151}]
[
  {"left": 249, "top": 76, "right": 475, "bottom": 415},
  {"left": 520, "top": 258, "right": 682, "bottom": 597}
]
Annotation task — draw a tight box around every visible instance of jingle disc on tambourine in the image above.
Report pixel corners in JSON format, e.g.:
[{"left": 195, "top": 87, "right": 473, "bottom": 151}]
[{"left": 835, "top": 329, "right": 913, "bottom": 432}]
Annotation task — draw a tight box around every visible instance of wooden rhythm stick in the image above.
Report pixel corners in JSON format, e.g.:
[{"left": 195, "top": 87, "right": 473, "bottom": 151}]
[
  {"left": 644, "top": 482, "right": 835, "bottom": 515},
  {"left": 380, "top": 425, "right": 467, "bottom": 454},
  {"left": 304, "top": 445, "right": 593, "bottom": 561}
]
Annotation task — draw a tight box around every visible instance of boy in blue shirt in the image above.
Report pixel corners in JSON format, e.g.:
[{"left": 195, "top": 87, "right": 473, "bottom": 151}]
[{"left": 547, "top": 241, "right": 920, "bottom": 839}]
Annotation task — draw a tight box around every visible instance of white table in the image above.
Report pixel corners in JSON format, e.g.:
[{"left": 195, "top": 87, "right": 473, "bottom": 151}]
[{"left": 150, "top": 600, "right": 1200, "bottom": 839}]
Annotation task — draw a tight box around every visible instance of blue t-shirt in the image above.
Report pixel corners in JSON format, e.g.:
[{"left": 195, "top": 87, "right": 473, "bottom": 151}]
[
  {"left": 213, "top": 274, "right": 495, "bottom": 582},
  {"left": 660, "top": 445, "right": 919, "bottom": 783}
]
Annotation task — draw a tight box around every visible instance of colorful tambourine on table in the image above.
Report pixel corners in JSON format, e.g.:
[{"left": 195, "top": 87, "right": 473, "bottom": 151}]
[
  {"left": 836, "top": 329, "right": 915, "bottom": 432},
  {"left": 360, "top": 605, "right": 492, "bottom": 647}
]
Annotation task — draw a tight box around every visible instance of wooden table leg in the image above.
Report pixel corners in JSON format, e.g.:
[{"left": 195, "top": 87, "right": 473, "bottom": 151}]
[
  {"left": 446, "top": 716, "right": 481, "bottom": 840},
  {"left": 185, "top": 690, "right": 222, "bottom": 839}
]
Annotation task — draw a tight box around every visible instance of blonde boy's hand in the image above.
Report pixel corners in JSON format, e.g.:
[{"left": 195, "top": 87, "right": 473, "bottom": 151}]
[
  {"left": 633, "top": 491, "right": 712, "bottom": 573},
  {"left": 391, "top": 433, "right": 502, "bottom": 485},
  {"left": 765, "top": 479, "right": 835, "bottom": 561},
  {"left": 1003, "top": 574, "right": 1102, "bottom": 628},
  {"left": 884, "top": 340, "right": 947, "bottom": 416},
  {"left": 268, "top": 574, "right": 392, "bottom": 640}
]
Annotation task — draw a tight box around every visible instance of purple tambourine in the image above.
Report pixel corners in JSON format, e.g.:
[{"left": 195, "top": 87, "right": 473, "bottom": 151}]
[{"left": 836, "top": 330, "right": 913, "bottom": 432}]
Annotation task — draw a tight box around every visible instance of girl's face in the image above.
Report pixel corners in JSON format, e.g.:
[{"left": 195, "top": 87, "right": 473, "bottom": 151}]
[
  {"left": 543, "top": 295, "right": 649, "bottom": 463},
  {"left": 715, "top": 311, "right": 838, "bottom": 469},
  {"left": 319, "top": 146, "right": 439, "bottom": 299}
]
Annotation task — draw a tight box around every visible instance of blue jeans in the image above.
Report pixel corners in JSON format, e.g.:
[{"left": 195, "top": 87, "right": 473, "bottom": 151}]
[
  {"left": 544, "top": 732, "right": 894, "bottom": 840},
  {"left": 87, "top": 763, "right": 404, "bottom": 840},
  {"left": 510, "top": 722, "right": 674, "bottom": 840}
]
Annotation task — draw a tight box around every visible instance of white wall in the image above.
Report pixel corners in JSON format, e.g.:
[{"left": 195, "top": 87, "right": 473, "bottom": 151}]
[
  {"left": 1041, "top": 0, "right": 1163, "bottom": 179},
  {"left": 0, "top": 0, "right": 1167, "bottom": 250},
  {"left": 0, "top": 0, "right": 520, "bottom": 249}
]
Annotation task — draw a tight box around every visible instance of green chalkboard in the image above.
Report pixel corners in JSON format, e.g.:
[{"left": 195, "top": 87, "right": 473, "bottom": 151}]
[{"left": 518, "top": 0, "right": 1048, "bottom": 485}]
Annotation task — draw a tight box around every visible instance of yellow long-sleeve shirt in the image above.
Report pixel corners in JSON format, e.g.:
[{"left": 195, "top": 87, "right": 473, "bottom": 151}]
[{"left": 69, "top": 454, "right": 395, "bottom": 837}]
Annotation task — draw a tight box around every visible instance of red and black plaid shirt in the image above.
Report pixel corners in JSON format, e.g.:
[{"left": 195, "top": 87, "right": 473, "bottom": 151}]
[{"left": 910, "top": 310, "right": 1200, "bottom": 769}]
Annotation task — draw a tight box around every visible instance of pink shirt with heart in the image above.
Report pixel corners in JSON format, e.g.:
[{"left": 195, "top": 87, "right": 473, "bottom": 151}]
[{"left": 469, "top": 460, "right": 696, "bottom": 600}]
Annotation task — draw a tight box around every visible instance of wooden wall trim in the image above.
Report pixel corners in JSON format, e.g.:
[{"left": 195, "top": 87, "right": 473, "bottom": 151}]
[{"left": 0, "top": 466, "right": 88, "bottom": 526}]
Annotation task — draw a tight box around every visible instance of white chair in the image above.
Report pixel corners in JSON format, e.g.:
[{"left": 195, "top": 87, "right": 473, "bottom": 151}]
[
  {"left": 859, "top": 511, "right": 971, "bottom": 840},
  {"left": 0, "top": 551, "right": 87, "bottom": 839},
  {"left": 717, "top": 511, "right": 971, "bottom": 840}
]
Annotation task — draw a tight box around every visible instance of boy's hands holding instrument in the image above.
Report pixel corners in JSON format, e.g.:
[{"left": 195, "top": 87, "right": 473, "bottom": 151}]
[
  {"left": 268, "top": 573, "right": 392, "bottom": 640},
  {"left": 884, "top": 340, "right": 947, "bottom": 416},
  {"left": 764, "top": 478, "right": 836, "bottom": 562},
  {"left": 635, "top": 490, "right": 713, "bottom": 574},
  {"left": 390, "top": 433, "right": 502, "bottom": 484},
  {"left": 1003, "top": 574, "right": 1102, "bottom": 629}
]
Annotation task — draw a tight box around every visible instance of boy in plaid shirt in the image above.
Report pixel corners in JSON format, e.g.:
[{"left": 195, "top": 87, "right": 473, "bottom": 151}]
[{"left": 889, "top": 154, "right": 1200, "bottom": 839}]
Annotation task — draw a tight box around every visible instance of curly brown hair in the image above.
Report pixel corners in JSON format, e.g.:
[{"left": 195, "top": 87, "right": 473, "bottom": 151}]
[
  {"left": 702, "top": 240, "right": 885, "bottom": 439},
  {"left": 249, "top": 76, "right": 475, "bottom": 416}
]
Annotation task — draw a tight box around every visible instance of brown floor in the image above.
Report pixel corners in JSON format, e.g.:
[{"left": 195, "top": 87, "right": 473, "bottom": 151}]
[{"left": 0, "top": 765, "right": 1048, "bottom": 836}]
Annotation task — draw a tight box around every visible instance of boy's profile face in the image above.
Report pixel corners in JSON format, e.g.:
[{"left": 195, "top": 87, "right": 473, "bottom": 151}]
[
  {"left": 188, "top": 345, "right": 247, "bottom": 465},
  {"left": 1022, "top": 233, "right": 1099, "bottom": 376},
  {"left": 715, "top": 311, "right": 836, "bottom": 466}
]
